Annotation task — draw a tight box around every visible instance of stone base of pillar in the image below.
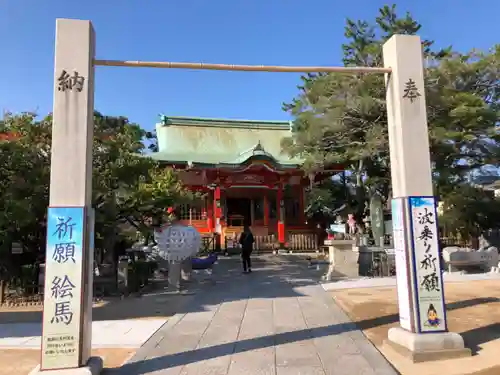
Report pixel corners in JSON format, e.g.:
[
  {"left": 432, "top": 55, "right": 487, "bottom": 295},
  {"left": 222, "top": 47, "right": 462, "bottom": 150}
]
[
  {"left": 384, "top": 327, "right": 471, "bottom": 363},
  {"left": 29, "top": 357, "right": 103, "bottom": 375}
]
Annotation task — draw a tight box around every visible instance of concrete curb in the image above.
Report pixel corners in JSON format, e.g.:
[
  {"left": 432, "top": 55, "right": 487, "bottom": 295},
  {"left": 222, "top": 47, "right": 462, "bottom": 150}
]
[{"left": 322, "top": 272, "right": 500, "bottom": 291}]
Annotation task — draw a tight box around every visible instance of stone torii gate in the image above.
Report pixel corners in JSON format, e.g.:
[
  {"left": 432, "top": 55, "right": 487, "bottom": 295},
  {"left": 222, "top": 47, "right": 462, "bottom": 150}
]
[{"left": 33, "top": 18, "right": 470, "bottom": 375}]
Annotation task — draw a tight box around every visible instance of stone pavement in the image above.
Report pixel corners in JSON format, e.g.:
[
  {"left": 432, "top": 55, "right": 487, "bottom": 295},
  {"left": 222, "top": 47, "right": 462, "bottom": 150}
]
[
  {"left": 0, "top": 319, "right": 167, "bottom": 348},
  {"left": 112, "top": 256, "right": 398, "bottom": 375},
  {"left": 322, "top": 271, "right": 500, "bottom": 291}
]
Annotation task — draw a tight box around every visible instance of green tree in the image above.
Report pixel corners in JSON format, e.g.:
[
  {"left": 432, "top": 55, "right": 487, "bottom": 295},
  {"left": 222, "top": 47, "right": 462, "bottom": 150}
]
[
  {"left": 304, "top": 175, "right": 351, "bottom": 219},
  {"left": 0, "top": 111, "right": 192, "bottom": 269},
  {"left": 282, "top": 4, "right": 500, "bottom": 226},
  {"left": 0, "top": 113, "right": 51, "bottom": 255},
  {"left": 145, "top": 129, "right": 159, "bottom": 152},
  {"left": 115, "top": 166, "right": 196, "bottom": 246},
  {"left": 0, "top": 113, "right": 51, "bottom": 283},
  {"left": 90, "top": 112, "right": 194, "bottom": 255},
  {"left": 439, "top": 184, "right": 500, "bottom": 245},
  {"left": 426, "top": 48, "right": 500, "bottom": 197}
]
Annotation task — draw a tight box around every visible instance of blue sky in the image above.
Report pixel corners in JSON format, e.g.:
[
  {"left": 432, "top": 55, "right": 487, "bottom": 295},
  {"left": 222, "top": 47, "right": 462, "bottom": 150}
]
[{"left": 1, "top": 0, "right": 499, "bottom": 132}]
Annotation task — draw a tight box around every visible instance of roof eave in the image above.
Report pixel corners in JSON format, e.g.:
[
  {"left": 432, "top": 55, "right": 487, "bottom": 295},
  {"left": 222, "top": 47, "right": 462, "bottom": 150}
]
[{"left": 156, "top": 115, "right": 291, "bottom": 130}]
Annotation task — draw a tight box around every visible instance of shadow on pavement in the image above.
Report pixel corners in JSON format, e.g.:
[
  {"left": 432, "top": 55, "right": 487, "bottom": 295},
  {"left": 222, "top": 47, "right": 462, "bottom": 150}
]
[
  {"left": 115, "top": 322, "right": 357, "bottom": 374},
  {"left": 461, "top": 322, "right": 500, "bottom": 354},
  {"left": 113, "top": 295, "right": 500, "bottom": 374},
  {"left": 3, "top": 255, "right": 498, "bottom": 375},
  {"left": 354, "top": 297, "right": 500, "bottom": 331},
  {"left": 0, "top": 256, "right": 328, "bottom": 334},
  {"left": 106, "top": 257, "right": 498, "bottom": 374}
]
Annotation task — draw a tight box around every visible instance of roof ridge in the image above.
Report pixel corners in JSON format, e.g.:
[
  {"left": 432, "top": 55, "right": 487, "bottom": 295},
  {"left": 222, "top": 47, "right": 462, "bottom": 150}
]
[{"left": 159, "top": 115, "right": 291, "bottom": 126}]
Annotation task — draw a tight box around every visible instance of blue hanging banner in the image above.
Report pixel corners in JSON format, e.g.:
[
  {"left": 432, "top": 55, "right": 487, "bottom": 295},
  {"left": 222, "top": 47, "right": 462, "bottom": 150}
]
[{"left": 42, "top": 206, "right": 86, "bottom": 370}]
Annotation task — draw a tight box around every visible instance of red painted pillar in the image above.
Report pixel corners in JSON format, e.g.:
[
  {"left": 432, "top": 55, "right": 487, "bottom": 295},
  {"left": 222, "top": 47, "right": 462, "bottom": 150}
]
[
  {"left": 214, "top": 186, "right": 222, "bottom": 251},
  {"left": 277, "top": 184, "right": 285, "bottom": 249}
]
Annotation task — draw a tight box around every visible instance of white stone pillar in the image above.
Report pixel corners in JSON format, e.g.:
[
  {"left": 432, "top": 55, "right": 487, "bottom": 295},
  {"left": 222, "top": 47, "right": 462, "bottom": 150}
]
[
  {"left": 33, "top": 19, "right": 102, "bottom": 375},
  {"left": 383, "top": 35, "right": 470, "bottom": 361}
]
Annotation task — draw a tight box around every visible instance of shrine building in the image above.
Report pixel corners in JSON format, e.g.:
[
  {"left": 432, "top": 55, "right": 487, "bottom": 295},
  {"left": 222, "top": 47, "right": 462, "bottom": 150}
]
[{"left": 150, "top": 116, "right": 342, "bottom": 249}]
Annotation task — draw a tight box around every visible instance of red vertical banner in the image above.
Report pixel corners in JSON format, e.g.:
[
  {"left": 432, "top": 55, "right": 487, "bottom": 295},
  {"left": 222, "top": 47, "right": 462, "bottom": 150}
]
[{"left": 278, "top": 222, "right": 285, "bottom": 244}]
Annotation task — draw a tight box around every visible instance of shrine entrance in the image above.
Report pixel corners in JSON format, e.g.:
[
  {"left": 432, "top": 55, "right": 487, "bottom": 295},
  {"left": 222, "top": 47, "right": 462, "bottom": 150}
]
[
  {"left": 226, "top": 197, "right": 251, "bottom": 226},
  {"left": 224, "top": 187, "right": 277, "bottom": 236},
  {"left": 39, "top": 17, "right": 470, "bottom": 374}
]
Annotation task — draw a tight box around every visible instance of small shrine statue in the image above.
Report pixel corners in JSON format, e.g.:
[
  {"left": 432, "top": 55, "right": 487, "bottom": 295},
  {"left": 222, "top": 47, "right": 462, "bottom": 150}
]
[{"left": 347, "top": 214, "right": 357, "bottom": 235}]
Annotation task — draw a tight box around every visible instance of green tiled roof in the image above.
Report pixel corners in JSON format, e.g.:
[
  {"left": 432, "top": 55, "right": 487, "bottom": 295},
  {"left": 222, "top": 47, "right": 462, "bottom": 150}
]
[
  {"left": 159, "top": 116, "right": 292, "bottom": 130},
  {"left": 151, "top": 115, "right": 304, "bottom": 167}
]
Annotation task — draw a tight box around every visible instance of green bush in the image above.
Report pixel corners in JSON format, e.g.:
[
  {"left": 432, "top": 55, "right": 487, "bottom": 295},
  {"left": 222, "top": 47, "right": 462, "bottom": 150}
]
[{"left": 20, "top": 264, "right": 37, "bottom": 287}]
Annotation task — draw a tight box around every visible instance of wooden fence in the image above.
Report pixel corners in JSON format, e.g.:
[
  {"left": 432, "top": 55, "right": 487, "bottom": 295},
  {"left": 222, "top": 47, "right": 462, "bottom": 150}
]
[
  {"left": 287, "top": 233, "right": 318, "bottom": 252},
  {"left": 254, "top": 235, "right": 277, "bottom": 253},
  {"left": 224, "top": 232, "right": 318, "bottom": 253}
]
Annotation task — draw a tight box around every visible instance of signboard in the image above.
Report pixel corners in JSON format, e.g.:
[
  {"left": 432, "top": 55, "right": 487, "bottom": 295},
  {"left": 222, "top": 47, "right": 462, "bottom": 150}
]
[
  {"left": 409, "top": 197, "right": 447, "bottom": 333},
  {"left": 226, "top": 174, "right": 265, "bottom": 185},
  {"left": 391, "top": 198, "right": 413, "bottom": 331},
  {"left": 330, "top": 224, "right": 346, "bottom": 234},
  {"left": 41, "top": 206, "right": 86, "bottom": 370}
]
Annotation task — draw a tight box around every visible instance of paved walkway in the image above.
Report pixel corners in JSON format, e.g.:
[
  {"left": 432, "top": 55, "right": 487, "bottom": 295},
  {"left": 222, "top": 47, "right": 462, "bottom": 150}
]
[
  {"left": 322, "top": 271, "right": 500, "bottom": 291},
  {"left": 0, "top": 319, "right": 167, "bottom": 348},
  {"left": 114, "top": 256, "right": 398, "bottom": 375}
]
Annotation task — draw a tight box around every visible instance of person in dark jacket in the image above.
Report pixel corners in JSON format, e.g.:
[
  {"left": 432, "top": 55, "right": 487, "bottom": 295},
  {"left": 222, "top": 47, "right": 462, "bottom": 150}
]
[{"left": 239, "top": 225, "right": 255, "bottom": 273}]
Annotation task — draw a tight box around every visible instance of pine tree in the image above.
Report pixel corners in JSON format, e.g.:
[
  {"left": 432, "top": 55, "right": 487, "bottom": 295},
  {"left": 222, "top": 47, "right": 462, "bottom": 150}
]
[{"left": 282, "top": 5, "right": 500, "bottom": 223}]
